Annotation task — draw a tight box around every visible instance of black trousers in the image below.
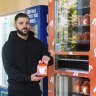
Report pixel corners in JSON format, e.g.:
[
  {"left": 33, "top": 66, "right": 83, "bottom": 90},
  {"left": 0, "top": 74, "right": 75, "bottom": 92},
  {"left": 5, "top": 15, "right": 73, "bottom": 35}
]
[{"left": 8, "top": 83, "right": 42, "bottom": 96}]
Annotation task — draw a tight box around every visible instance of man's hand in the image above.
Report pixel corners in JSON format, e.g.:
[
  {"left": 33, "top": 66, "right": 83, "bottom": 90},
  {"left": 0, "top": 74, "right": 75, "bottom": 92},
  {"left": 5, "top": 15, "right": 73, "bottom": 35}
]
[
  {"left": 39, "top": 55, "right": 50, "bottom": 64},
  {"left": 31, "top": 72, "right": 44, "bottom": 81}
]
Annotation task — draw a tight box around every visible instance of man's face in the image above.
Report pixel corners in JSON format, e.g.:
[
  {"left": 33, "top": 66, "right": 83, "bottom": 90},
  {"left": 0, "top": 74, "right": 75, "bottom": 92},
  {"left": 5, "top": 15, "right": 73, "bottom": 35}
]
[{"left": 15, "top": 17, "right": 30, "bottom": 36}]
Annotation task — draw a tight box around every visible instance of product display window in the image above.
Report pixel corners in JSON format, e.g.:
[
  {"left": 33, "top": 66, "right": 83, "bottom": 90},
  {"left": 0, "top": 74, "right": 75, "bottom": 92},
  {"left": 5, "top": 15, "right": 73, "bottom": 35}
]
[{"left": 55, "top": 0, "right": 90, "bottom": 51}]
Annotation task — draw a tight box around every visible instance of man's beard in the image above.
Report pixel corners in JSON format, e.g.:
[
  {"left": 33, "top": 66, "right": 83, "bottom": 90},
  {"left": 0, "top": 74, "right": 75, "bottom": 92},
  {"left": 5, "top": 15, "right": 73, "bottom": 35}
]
[{"left": 17, "top": 28, "right": 30, "bottom": 36}]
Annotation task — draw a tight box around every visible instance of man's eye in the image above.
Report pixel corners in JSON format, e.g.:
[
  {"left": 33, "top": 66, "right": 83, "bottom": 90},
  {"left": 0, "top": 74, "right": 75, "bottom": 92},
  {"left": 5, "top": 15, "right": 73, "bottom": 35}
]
[
  {"left": 26, "top": 22, "right": 30, "bottom": 25},
  {"left": 18, "top": 22, "right": 29, "bottom": 25},
  {"left": 19, "top": 22, "right": 24, "bottom": 25}
]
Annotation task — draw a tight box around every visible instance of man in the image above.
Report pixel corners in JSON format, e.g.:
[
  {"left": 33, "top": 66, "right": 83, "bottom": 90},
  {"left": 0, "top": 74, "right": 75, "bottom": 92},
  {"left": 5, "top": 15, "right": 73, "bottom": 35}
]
[{"left": 2, "top": 13, "right": 53, "bottom": 96}]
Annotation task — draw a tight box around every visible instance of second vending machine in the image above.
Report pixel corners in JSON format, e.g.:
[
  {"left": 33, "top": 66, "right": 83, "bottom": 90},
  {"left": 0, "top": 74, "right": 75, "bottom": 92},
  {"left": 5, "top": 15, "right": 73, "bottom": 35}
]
[{"left": 26, "top": 5, "right": 48, "bottom": 96}]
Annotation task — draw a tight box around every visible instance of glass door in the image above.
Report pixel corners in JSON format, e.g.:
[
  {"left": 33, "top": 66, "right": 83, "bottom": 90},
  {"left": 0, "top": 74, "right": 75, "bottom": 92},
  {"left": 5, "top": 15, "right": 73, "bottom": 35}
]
[{"left": 55, "top": 0, "right": 90, "bottom": 51}]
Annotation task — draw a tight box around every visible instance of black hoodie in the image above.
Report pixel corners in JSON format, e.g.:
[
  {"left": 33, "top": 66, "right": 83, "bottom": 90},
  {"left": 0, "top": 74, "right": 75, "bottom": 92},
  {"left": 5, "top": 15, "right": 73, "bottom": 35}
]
[{"left": 2, "top": 31, "right": 53, "bottom": 85}]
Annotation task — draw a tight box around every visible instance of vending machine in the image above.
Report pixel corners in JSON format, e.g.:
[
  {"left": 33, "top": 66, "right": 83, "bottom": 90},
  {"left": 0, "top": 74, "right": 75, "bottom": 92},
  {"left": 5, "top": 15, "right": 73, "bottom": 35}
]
[
  {"left": 26, "top": 5, "right": 48, "bottom": 48},
  {"left": 48, "top": 0, "right": 96, "bottom": 96},
  {"left": 26, "top": 5, "right": 48, "bottom": 96}
]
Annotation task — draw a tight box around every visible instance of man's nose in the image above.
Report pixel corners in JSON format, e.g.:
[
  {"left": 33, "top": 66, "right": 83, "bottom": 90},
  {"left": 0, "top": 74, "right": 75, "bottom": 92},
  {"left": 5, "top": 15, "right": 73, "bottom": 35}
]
[{"left": 23, "top": 23, "right": 27, "bottom": 27}]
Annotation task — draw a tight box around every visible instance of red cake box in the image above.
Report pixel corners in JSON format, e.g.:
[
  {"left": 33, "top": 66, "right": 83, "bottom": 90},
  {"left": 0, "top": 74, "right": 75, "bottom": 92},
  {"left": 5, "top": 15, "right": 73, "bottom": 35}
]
[{"left": 37, "top": 63, "right": 48, "bottom": 76}]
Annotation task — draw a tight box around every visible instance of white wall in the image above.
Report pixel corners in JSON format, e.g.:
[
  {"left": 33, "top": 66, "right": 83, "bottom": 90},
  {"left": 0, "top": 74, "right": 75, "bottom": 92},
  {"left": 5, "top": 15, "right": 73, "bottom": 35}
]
[{"left": 0, "top": 18, "right": 3, "bottom": 85}]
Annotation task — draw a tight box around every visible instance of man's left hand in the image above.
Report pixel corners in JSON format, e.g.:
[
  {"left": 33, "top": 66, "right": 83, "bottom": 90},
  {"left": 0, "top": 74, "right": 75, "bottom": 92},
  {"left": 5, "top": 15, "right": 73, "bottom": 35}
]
[{"left": 39, "top": 55, "right": 50, "bottom": 64}]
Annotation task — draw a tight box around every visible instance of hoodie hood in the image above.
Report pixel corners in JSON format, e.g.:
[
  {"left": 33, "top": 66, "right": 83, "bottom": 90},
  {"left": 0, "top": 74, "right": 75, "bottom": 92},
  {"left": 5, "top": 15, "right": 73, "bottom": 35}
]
[{"left": 8, "top": 31, "right": 34, "bottom": 40}]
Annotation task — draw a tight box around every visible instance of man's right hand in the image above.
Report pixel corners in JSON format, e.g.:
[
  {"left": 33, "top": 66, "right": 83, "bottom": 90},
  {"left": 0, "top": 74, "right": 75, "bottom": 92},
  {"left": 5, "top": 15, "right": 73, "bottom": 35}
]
[{"left": 31, "top": 72, "right": 44, "bottom": 81}]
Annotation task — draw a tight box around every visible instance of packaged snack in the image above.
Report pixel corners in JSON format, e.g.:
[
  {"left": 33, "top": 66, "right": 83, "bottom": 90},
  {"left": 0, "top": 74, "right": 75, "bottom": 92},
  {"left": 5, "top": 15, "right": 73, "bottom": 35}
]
[{"left": 37, "top": 63, "right": 48, "bottom": 76}]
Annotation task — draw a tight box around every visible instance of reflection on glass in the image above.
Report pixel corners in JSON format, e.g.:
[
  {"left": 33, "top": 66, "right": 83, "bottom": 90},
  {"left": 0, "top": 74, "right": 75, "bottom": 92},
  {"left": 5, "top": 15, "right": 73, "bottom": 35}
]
[
  {"left": 55, "top": 75, "right": 69, "bottom": 96},
  {"left": 30, "top": 24, "right": 38, "bottom": 38},
  {"left": 55, "top": 0, "right": 90, "bottom": 51}
]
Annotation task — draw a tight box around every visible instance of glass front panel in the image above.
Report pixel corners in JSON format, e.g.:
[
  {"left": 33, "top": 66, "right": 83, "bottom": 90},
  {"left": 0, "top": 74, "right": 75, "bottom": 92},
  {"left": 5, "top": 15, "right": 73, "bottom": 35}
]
[
  {"left": 55, "top": 0, "right": 90, "bottom": 51},
  {"left": 55, "top": 75, "right": 90, "bottom": 96}
]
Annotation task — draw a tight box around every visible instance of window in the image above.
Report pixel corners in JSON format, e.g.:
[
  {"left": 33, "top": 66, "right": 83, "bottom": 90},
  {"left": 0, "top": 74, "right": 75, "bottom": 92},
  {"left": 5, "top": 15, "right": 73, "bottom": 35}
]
[{"left": 0, "top": 11, "right": 24, "bottom": 86}]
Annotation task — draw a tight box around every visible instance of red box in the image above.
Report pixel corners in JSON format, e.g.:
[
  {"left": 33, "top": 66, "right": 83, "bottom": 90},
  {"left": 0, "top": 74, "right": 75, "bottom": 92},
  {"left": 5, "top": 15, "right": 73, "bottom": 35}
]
[{"left": 37, "top": 63, "right": 48, "bottom": 76}]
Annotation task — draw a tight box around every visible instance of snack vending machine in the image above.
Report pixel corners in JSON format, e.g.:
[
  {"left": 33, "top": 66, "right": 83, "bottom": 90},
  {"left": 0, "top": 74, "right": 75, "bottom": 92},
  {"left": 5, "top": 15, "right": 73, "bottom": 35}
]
[
  {"left": 26, "top": 5, "right": 48, "bottom": 96},
  {"left": 48, "top": 0, "right": 96, "bottom": 96}
]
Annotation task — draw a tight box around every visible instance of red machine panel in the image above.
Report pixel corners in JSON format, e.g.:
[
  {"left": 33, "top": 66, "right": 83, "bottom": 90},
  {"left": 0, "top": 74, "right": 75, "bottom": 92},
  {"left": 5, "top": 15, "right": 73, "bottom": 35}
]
[{"left": 48, "top": 0, "right": 96, "bottom": 96}]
